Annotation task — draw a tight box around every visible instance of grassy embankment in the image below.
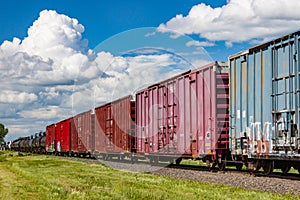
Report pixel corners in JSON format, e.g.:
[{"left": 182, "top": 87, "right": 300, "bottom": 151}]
[{"left": 0, "top": 151, "right": 297, "bottom": 200}]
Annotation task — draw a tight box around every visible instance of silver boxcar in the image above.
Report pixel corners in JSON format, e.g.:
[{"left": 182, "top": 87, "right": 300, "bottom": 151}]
[{"left": 229, "top": 30, "right": 300, "bottom": 173}]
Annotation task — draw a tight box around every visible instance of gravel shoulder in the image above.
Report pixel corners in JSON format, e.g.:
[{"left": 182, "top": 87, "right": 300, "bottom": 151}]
[
  {"left": 98, "top": 159, "right": 300, "bottom": 197},
  {"left": 58, "top": 157, "right": 300, "bottom": 197},
  {"left": 152, "top": 168, "right": 300, "bottom": 196}
]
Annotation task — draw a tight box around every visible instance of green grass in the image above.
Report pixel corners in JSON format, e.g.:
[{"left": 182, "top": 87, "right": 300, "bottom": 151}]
[
  {"left": 0, "top": 151, "right": 298, "bottom": 200},
  {"left": 180, "top": 159, "right": 206, "bottom": 166}
]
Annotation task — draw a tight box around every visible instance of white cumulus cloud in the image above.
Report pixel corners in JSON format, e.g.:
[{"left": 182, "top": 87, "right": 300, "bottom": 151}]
[
  {"left": 186, "top": 40, "right": 215, "bottom": 47},
  {"left": 22, "top": 10, "right": 87, "bottom": 57},
  {"left": 0, "top": 10, "right": 95, "bottom": 86},
  {"left": 158, "top": 0, "right": 300, "bottom": 44},
  {"left": 18, "top": 106, "right": 66, "bottom": 119},
  {"left": 0, "top": 10, "right": 194, "bottom": 141},
  {"left": 0, "top": 90, "right": 37, "bottom": 104}
]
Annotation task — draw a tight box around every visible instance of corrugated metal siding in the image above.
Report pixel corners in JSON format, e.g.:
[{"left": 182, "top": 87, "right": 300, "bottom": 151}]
[
  {"left": 136, "top": 62, "right": 229, "bottom": 158},
  {"left": 71, "top": 111, "right": 92, "bottom": 153},
  {"left": 46, "top": 124, "right": 55, "bottom": 153},
  {"left": 112, "top": 97, "right": 136, "bottom": 152},
  {"left": 230, "top": 32, "right": 300, "bottom": 156},
  {"left": 55, "top": 118, "right": 71, "bottom": 153},
  {"left": 94, "top": 96, "right": 135, "bottom": 154},
  {"left": 97, "top": 103, "right": 115, "bottom": 152},
  {"left": 94, "top": 107, "right": 106, "bottom": 153}
]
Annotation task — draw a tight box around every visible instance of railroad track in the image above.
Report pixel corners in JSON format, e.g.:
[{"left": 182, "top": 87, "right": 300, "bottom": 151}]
[
  {"left": 253, "top": 171, "right": 300, "bottom": 181},
  {"left": 167, "top": 163, "right": 300, "bottom": 181}
]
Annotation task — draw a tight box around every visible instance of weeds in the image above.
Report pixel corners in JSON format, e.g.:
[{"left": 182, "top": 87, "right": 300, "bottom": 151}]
[{"left": 0, "top": 151, "right": 298, "bottom": 200}]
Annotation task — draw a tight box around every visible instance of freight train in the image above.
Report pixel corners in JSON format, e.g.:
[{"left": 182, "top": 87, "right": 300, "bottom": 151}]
[{"left": 9, "top": 30, "right": 300, "bottom": 175}]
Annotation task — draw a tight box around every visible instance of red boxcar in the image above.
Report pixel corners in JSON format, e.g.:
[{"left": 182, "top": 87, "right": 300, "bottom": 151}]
[
  {"left": 70, "top": 110, "right": 92, "bottom": 155},
  {"left": 94, "top": 95, "right": 135, "bottom": 158},
  {"left": 46, "top": 124, "right": 56, "bottom": 153},
  {"left": 55, "top": 118, "right": 71, "bottom": 154},
  {"left": 135, "top": 62, "right": 229, "bottom": 164}
]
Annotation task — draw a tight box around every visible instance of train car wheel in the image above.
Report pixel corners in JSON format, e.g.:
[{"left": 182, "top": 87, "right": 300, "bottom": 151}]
[
  {"left": 206, "top": 159, "right": 213, "bottom": 169},
  {"left": 149, "top": 157, "right": 154, "bottom": 165},
  {"left": 262, "top": 160, "right": 274, "bottom": 175},
  {"left": 150, "top": 157, "right": 158, "bottom": 165},
  {"left": 254, "top": 160, "right": 261, "bottom": 172},
  {"left": 154, "top": 157, "right": 159, "bottom": 165},
  {"left": 217, "top": 156, "right": 226, "bottom": 171},
  {"left": 218, "top": 161, "right": 226, "bottom": 171},
  {"left": 104, "top": 155, "right": 108, "bottom": 161},
  {"left": 280, "top": 165, "right": 291, "bottom": 174},
  {"left": 175, "top": 158, "right": 182, "bottom": 165},
  {"left": 236, "top": 163, "right": 243, "bottom": 171},
  {"left": 130, "top": 156, "right": 136, "bottom": 164}
]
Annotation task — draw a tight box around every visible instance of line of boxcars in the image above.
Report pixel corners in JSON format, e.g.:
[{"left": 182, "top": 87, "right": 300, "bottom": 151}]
[{"left": 10, "top": 30, "right": 300, "bottom": 175}]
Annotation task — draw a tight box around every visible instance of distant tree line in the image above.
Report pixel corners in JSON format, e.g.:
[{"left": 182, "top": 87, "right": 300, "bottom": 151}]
[{"left": 0, "top": 123, "right": 8, "bottom": 144}]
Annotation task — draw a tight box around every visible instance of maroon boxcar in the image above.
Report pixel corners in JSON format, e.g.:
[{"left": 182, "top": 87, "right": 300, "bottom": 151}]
[
  {"left": 135, "top": 62, "right": 229, "bottom": 165},
  {"left": 94, "top": 108, "right": 106, "bottom": 155},
  {"left": 94, "top": 95, "right": 135, "bottom": 158},
  {"left": 55, "top": 118, "right": 71, "bottom": 154},
  {"left": 70, "top": 110, "right": 92, "bottom": 156},
  {"left": 46, "top": 124, "right": 56, "bottom": 153}
]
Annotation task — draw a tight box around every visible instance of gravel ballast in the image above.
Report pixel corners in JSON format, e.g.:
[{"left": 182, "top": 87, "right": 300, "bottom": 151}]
[{"left": 97, "top": 159, "right": 300, "bottom": 196}]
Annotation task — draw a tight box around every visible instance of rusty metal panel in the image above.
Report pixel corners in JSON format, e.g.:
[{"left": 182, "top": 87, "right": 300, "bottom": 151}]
[
  {"left": 94, "top": 96, "right": 135, "bottom": 154},
  {"left": 136, "top": 62, "right": 229, "bottom": 158},
  {"left": 135, "top": 91, "right": 143, "bottom": 153},
  {"left": 71, "top": 110, "right": 92, "bottom": 154},
  {"left": 230, "top": 31, "right": 300, "bottom": 157},
  {"left": 176, "top": 77, "right": 184, "bottom": 154},
  {"left": 94, "top": 103, "right": 110, "bottom": 153},
  {"left": 94, "top": 106, "right": 106, "bottom": 153},
  {"left": 46, "top": 124, "right": 55, "bottom": 153},
  {"left": 112, "top": 96, "right": 136, "bottom": 153},
  {"left": 55, "top": 118, "right": 71, "bottom": 153}
]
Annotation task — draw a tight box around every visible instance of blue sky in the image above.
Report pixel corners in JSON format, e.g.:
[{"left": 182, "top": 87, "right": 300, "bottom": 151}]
[
  {"left": 1, "top": 0, "right": 229, "bottom": 59},
  {"left": 0, "top": 1, "right": 227, "bottom": 43},
  {"left": 2, "top": 0, "right": 300, "bottom": 141}
]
